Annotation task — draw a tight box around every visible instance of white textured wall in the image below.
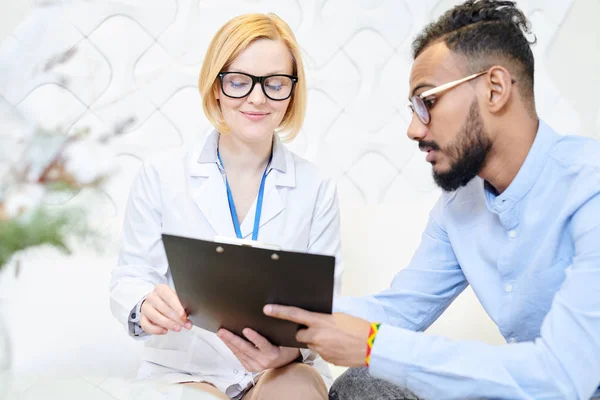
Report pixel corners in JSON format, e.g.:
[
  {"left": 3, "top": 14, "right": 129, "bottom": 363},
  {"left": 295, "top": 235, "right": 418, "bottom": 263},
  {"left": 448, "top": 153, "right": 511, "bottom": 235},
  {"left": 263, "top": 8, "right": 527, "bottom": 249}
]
[{"left": 1, "top": 0, "right": 599, "bottom": 379}]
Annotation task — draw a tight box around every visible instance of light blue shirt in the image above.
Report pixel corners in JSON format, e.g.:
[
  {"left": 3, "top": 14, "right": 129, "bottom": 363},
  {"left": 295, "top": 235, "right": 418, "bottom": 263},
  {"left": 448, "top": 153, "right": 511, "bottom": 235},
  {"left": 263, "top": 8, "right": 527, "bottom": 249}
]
[{"left": 335, "top": 120, "right": 600, "bottom": 399}]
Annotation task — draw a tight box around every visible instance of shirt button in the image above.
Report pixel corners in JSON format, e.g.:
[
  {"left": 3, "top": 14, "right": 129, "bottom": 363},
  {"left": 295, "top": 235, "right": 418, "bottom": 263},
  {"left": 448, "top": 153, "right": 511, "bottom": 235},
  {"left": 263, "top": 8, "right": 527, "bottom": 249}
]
[
  {"left": 504, "top": 283, "right": 513, "bottom": 293},
  {"left": 508, "top": 338, "right": 517, "bottom": 343},
  {"left": 131, "top": 313, "right": 136, "bottom": 319},
  {"left": 508, "top": 230, "right": 517, "bottom": 238},
  {"left": 233, "top": 369, "right": 238, "bottom": 374}
]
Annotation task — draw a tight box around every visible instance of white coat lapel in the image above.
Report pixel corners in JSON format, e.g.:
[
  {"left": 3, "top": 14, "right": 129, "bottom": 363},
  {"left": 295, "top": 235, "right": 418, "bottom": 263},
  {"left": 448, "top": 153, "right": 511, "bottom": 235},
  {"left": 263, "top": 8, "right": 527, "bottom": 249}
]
[
  {"left": 188, "top": 131, "right": 235, "bottom": 237},
  {"left": 190, "top": 168, "right": 236, "bottom": 238},
  {"left": 238, "top": 135, "right": 296, "bottom": 240},
  {"left": 238, "top": 177, "right": 285, "bottom": 239}
]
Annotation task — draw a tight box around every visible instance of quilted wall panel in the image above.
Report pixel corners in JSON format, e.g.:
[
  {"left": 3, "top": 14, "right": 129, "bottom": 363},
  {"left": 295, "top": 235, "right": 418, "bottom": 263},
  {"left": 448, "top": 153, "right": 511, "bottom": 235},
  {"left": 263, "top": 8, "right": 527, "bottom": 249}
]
[{"left": 0, "top": 0, "right": 597, "bottom": 290}]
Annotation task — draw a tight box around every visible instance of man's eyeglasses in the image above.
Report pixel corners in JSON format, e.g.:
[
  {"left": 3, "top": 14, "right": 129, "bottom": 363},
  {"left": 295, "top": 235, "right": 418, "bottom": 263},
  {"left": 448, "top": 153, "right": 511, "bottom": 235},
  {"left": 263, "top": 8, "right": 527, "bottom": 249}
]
[
  {"left": 218, "top": 72, "right": 298, "bottom": 101},
  {"left": 408, "top": 70, "right": 489, "bottom": 125}
]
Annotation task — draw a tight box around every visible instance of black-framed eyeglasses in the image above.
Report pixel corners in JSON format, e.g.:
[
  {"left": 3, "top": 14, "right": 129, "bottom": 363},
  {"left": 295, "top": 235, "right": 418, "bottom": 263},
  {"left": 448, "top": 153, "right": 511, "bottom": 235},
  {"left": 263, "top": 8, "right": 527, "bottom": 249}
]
[
  {"left": 408, "top": 70, "right": 490, "bottom": 125},
  {"left": 218, "top": 72, "right": 298, "bottom": 101}
]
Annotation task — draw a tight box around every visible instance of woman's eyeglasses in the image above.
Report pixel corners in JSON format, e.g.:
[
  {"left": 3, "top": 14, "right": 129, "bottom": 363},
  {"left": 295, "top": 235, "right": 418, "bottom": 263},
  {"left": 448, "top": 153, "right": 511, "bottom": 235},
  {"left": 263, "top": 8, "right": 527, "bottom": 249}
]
[{"left": 218, "top": 72, "right": 298, "bottom": 101}]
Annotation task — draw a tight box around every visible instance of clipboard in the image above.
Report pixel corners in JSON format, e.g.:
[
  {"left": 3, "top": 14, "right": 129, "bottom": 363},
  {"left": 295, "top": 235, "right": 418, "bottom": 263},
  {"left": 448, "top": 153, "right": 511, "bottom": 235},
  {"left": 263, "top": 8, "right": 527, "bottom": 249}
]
[{"left": 161, "top": 233, "right": 335, "bottom": 348}]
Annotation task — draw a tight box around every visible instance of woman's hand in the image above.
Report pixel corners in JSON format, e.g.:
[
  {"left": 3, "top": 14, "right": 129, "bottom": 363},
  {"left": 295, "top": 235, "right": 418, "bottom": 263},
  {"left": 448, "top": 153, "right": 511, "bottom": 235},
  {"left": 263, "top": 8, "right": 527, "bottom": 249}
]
[
  {"left": 140, "top": 284, "right": 193, "bottom": 335},
  {"left": 218, "top": 328, "right": 301, "bottom": 372}
]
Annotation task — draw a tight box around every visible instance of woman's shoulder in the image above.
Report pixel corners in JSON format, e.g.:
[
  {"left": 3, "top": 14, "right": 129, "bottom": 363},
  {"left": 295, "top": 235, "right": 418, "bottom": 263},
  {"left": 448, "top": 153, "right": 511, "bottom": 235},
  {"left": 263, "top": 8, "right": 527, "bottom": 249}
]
[
  {"left": 285, "top": 147, "right": 336, "bottom": 189},
  {"left": 138, "top": 150, "right": 187, "bottom": 184},
  {"left": 142, "top": 138, "right": 204, "bottom": 176}
]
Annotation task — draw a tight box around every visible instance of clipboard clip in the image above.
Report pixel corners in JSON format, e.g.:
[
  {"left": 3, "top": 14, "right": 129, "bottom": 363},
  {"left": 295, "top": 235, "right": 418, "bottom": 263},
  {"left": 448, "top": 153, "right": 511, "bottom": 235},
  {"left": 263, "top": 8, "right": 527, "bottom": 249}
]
[{"left": 213, "top": 235, "right": 281, "bottom": 251}]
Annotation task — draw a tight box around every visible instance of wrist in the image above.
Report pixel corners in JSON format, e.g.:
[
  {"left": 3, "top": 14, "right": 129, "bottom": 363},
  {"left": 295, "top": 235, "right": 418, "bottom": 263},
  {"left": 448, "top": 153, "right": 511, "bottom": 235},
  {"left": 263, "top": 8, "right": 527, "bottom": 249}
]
[
  {"left": 279, "top": 348, "right": 302, "bottom": 367},
  {"left": 365, "top": 322, "right": 381, "bottom": 367},
  {"left": 292, "top": 348, "right": 302, "bottom": 362},
  {"left": 287, "top": 348, "right": 302, "bottom": 364}
]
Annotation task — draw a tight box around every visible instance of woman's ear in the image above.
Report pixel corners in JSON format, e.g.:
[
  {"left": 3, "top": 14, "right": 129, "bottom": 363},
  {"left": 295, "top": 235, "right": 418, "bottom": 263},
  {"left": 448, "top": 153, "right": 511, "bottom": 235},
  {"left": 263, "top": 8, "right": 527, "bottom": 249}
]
[{"left": 213, "top": 83, "right": 220, "bottom": 102}]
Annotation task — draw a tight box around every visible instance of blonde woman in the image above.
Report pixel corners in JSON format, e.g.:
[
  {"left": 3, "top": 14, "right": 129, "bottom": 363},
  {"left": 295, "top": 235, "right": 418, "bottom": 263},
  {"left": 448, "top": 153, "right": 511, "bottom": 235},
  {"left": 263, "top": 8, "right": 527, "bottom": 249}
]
[{"left": 110, "top": 13, "right": 342, "bottom": 400}]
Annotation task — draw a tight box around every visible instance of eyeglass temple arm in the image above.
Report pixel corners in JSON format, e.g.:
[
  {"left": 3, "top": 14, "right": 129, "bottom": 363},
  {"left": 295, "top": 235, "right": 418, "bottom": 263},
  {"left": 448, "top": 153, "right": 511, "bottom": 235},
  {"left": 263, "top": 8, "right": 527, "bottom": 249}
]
[{"left": 420, "top": 71, "right": 488, "bottom": 98}]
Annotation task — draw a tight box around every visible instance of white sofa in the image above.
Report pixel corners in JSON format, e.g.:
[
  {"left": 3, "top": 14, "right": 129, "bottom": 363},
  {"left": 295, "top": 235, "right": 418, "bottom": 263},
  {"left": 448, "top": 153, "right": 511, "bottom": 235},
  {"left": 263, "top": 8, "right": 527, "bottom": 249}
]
[{"left": 0, "top": 203, "right": 505, "bottom": 380}]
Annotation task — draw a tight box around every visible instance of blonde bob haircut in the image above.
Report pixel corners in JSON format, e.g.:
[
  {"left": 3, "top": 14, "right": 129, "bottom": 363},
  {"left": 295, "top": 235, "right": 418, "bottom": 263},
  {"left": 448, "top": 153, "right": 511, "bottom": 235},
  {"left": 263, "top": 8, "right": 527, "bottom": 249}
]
[{"left": 198, "top": 13, "right": 307, "bottom": 142}]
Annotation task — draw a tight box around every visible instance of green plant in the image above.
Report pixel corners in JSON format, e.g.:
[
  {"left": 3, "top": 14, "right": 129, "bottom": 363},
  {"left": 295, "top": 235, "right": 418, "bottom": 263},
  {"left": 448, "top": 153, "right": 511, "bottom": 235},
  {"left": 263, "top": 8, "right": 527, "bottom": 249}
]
[{"left": 0, "top": 207, "right": 92, "bottom": 267}]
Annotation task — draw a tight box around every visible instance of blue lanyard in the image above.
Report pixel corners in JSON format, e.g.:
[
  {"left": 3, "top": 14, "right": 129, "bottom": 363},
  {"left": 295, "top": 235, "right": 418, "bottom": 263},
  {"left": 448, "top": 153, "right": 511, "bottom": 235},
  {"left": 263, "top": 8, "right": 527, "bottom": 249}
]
[{"left": 217, "top": 150, "right": 272, "bottom": 241}]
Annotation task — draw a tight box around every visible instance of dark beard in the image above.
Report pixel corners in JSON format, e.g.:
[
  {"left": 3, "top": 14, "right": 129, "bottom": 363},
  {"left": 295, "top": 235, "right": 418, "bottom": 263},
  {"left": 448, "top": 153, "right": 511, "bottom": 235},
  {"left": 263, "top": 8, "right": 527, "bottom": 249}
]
[{"left": 431, "top": 101, "right": 492, "bottom": 192}]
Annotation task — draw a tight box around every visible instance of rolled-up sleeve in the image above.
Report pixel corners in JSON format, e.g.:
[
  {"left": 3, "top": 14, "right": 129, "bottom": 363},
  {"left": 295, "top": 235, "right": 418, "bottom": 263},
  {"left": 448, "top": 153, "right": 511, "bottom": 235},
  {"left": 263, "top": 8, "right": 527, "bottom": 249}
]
[
  {"left": 368, "top": 192, "right": 600, "bottom": 400},
  {"left": 334, "top": 195, "right": 468, "bottom": 331}
]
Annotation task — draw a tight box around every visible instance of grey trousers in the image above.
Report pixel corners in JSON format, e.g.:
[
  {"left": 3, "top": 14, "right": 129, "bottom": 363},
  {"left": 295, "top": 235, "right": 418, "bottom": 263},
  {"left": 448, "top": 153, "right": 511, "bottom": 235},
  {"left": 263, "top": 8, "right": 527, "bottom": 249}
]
[{"left": 329, "top": 367, "right": 420, "bottom": 400}]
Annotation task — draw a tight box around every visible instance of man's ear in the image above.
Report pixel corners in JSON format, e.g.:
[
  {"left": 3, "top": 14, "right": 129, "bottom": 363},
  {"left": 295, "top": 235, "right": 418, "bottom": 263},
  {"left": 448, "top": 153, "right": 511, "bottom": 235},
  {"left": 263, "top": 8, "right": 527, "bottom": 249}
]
[{"left": 484, "top": 66, "right": 514, "bottom": 114}]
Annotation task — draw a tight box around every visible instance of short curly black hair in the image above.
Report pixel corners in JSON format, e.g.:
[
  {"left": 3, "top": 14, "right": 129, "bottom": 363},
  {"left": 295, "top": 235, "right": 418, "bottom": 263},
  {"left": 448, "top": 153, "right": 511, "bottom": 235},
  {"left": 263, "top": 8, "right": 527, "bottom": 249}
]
[{"left": 413, "top": 0, "right": 536, "bottom": 105}]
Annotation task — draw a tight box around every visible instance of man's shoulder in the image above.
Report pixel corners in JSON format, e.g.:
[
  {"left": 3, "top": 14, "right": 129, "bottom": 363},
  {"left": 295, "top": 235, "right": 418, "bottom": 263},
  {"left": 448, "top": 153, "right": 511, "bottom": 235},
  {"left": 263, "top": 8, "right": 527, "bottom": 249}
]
[{"left": 549, "top": 135, "right": 600, "bottom": 173}]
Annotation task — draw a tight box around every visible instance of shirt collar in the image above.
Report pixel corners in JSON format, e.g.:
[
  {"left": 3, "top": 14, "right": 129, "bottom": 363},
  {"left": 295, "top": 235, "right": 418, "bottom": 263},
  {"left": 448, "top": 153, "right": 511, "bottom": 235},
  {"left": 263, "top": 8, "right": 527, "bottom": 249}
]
[
  {"left": 485, "top": 119, "right": 559, "bottom": 212},
  {"left": 197, "top": 129, "right": 287, "bottom": 173}
]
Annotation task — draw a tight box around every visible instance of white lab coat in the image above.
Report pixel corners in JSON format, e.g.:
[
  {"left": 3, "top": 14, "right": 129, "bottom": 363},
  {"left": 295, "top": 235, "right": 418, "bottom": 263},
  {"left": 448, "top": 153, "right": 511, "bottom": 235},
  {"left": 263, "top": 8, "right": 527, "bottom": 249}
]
[{"left": 109, "top": 131, "right": 343, "bottom": 395}]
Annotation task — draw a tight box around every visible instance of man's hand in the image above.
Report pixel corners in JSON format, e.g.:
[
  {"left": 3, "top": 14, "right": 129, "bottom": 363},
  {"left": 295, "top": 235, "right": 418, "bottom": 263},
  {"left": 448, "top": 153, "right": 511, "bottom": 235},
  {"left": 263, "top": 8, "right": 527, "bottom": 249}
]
[
  {"left": 263, "top": 305, "right": 371, "bottom": 367},
  {"left": 217, "top": 328, "right": 301, "bottom": 372}
]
